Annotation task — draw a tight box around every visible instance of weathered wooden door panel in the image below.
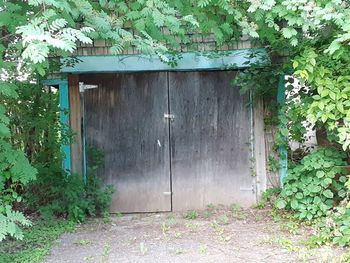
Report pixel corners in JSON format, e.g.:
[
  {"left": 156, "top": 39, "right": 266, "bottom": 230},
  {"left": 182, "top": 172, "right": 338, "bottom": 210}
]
[
  {"left": 169, "top": 71, "right": 255, "bottom": 210},
  {"left": 81, "top": 73, "right": 171, "bottom": 213}
]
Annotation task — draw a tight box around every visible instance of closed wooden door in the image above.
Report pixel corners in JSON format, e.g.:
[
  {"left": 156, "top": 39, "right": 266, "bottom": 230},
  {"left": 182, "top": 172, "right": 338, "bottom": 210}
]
[
  {"left": 169, "top": 71, "right": 255, "bottom": 210},
  {"left": 81, "top": 71, "right": 254, "bottom": 213},
  {"left": 81, "top": 73, "right": 171, "bottom": 213}
]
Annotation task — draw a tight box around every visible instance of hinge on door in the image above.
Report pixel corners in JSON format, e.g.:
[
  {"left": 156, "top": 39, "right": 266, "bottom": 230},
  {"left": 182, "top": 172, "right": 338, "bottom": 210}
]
[
  {"left": 79, "top": 82, "right": 98, "bottom": 93},
  {"left": 240, "top": 185, "right": 255, "bottom": 193},
  {"left": 164, "top": 114, "right": 175, "bottom": 121}
]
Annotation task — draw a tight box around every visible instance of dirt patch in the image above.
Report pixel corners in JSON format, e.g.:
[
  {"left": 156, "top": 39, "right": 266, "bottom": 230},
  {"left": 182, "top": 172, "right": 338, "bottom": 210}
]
[{"left": 45, "top": 206, "right": 347, "bottom": 263}]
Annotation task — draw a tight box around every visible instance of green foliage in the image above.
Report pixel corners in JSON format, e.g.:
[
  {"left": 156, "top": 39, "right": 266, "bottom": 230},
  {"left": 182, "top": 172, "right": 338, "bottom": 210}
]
[
  {"left": 291, "top": 47, "right": 350, "bottom": 150},
  {"left": 276, "top": 148, "right": 348, "bottom": 220},
  {"left": 234, "top": 63, "right": 281, "bottom": 102},
  {"left": 309, "top": 178, "right": 350, "bottom": 247},
  {"left": 254, "top": 188, "right": 281, "bottom": 209},
  {"left": 0, "top": 219, "right": 76, "bottom": 263},
  {"left": 6, "top": 82, "right": 112, "bottom": 226},
  {"left": 0, "top": 206, "right": 32, "bottom": 241},
  {"left": 25, "top": 150, "right": 113, "bottom": 222},
  {"left": 312, "top": 205, "right": 350, "bottom": 247},
  {"left": 184, "top": 210, "right": 198, "bottom": 220},
  {"left": 0, "top": 84, "right": 37, "bottom": 241}
]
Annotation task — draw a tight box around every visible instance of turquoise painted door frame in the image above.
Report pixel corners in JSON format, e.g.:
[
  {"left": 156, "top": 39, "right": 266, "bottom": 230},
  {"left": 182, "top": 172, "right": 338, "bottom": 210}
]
[
  {"left": 61, "top": 48, "right": 269, "bottom": 73},
  {"left": 42, "top": 79, "right": 71, "bottom": 172}
]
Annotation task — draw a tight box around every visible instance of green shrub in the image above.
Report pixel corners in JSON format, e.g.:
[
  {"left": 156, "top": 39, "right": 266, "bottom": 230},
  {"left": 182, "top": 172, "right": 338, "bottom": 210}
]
[
  {"left": 276, "top": 148, "right": 348, "bottom": 220},
  {"left": 25, "top": 148, "right": 114, "bottom": 222},
  {"left": 310, "top": 179, "right": 350, "bottom": 247},
  {"left": 314, "top": 205, "right": 350, "bottom": 247}
]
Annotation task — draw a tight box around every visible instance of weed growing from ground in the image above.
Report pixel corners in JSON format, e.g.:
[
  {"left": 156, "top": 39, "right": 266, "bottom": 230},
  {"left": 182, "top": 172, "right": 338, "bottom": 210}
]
[
  {"left": 219, "top": 214, "right": 229, "bottom": 225},
  {"left": 139, "top": 242, "right": 148, "bottom": 255},
  {"left": 199, "top": 244, "right": 208, "bottom": 254},
  {"left": 74, "top": 239, "right": 91, "bottom": 246},
  {"left": 184, "top": 210, "right": 198, "bottom": 220}
]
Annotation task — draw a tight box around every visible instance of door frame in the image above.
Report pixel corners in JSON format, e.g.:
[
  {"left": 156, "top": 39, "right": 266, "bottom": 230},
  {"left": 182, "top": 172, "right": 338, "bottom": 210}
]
[
  {"left": 42, "top": 79, "right": 71, "bottom": 173},
  {"left": 63, "top": 49, "right": 269, "bottom": 203}
]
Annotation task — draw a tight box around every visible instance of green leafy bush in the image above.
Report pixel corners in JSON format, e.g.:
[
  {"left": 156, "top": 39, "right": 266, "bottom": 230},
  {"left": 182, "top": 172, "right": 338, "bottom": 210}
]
[
  {"left": 25, "top": 155, "right": 114, "bottom": 222},
  {"left": 310, "top": 179, "right": 350, "bottom": 247},
  {"left": 0, "top": 102, "right": 37, "bottom": 241},
  {"left": 6, "top": 83, "right": 113, "bottom": 223},
  {"left": 314, "top": 205, "right": 350, "bottom": 247},
  {"left": 276, "top": 148, "right": 348, "bottom": 220}
]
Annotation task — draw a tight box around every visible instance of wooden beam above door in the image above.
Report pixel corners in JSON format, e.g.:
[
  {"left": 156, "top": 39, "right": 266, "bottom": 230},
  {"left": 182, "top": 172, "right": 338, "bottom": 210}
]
[{"left": 61, "top": 49, "right": 269, "bottom": 73}]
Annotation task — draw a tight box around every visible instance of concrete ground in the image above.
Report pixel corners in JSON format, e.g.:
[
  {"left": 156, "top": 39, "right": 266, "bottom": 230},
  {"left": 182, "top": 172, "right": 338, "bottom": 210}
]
[{"left": 45, "top": 206, "right": 348, "bottom": 263}]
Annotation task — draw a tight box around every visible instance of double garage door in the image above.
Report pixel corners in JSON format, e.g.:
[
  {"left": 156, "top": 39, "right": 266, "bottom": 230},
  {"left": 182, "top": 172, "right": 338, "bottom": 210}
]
[{"left": 80, "top": 71, "right": 255, "bottom": 212}]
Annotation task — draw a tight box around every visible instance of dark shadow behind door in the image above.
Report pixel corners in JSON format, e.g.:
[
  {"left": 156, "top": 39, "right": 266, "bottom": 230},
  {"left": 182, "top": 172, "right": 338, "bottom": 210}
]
[{"left": 81, "top": 73, "right": 171, "bottom": 213}]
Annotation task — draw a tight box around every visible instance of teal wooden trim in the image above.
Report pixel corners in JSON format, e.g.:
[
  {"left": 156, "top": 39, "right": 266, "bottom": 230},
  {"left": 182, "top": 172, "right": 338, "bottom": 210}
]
[
  {"left": 42, "top": 79, "right": 72, "bottom": 173},
  {"left": 42, "top": 79, "right": 68, "bottom": 85},
  {"left": 277, "top": 75, "right": 288, "bottom": 187},
  {"left": 59, "top": 81, "right": 72, "bottom": 173},
  {"left": 61, "top": 48, "right": 269, "bottom": 73}
]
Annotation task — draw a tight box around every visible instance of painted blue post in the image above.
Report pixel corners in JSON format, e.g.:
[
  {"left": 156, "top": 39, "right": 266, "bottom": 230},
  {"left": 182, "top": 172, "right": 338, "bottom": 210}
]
[
  {"left": 277, "top": 75, "right": 287, "bottom": 186},
  {"left": 42, "top": 79, "right": 71, "bottom": 173},
  {"left": 59, "top": 81, "right": 72, "bottom": 173}
]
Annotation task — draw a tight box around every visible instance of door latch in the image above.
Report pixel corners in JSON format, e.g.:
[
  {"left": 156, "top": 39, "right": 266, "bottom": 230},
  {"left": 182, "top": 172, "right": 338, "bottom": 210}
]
[
  {"left": 240, "top": 185, "right": 255, "bottom": 193},
  {"left": 164, "top": 114, "right": 175, "bottom": 121}
]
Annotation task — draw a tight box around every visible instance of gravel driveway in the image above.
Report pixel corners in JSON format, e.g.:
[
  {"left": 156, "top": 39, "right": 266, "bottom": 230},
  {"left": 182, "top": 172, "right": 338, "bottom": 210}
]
[{"left": 45, "top": 206, "right": 347, "bottom": 263}]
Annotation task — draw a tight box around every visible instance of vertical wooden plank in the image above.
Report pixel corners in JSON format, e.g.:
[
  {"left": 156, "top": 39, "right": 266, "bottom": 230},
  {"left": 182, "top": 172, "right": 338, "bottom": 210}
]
[
  {"left": 68, "top": 74, "right": 83, "bottom": 175},
  {"left": 254, "top": 99, "right": 267, "bottom": 199},
  {"left": 81, "top": 73, "right": 171, "bottom": 213},
  {"left": 169, "top": 71, "right": 255, "bottom": 210}
]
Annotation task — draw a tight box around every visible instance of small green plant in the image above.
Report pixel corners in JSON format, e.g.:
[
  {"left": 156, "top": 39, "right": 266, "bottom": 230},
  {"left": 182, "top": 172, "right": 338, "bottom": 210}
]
[
  {"left": 199, "top": 244, "right": 208, "bottom": 254},
  {"left": 276, "top": 148, "right": 348, "bottom": 221},
  {"left": 281, "top": 221, "right": 300, "bottom": 235},
  {"left": 139, "top": 242, "right": 148, "bottom": 255},
  {"left": 219, "top": 214, "right": 229, "bottom": 225},
  {"left": 161, "top": 222, "right": 170, "bottom": 236},
  {"left": 254, "top": 188, "right": 281, "bottom": 209},
  {"left": 166, "top": 214, "right": 177, "bottom": 225},
  {"left": 207, "top": 204, "right": 215, "bottom": 210},
  {"left": 203, "top": 204, "right": 215, "bottom": 219},
  {"left": 74, "top": 239, "right": 91, "bottom": 246},
  {"left": 115, "top": 212, "right": 123, "bottom": 218},
  {"left": 174, "top": 232, "right": 182, "bottom": 238},
  {"left": 184, "top": 210, "right": 198, "bottom": 220},
  {"left": 185, "top": 222, "right": 199, "bottom": 232},
  {"left": 102, "top": 244, "right": 111, "bottom": 262},
  {"left": 211, "top": 220, "right": 231, "bottom": 242},
  {"left": 230, "top": 203, "right": 241, "bottom": 212},
  {"left": 203, "top": 210, "right": 212, "bottom": 219},
  {"left": 174, "top": 248, "right": 185, "bottom": 255}
]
